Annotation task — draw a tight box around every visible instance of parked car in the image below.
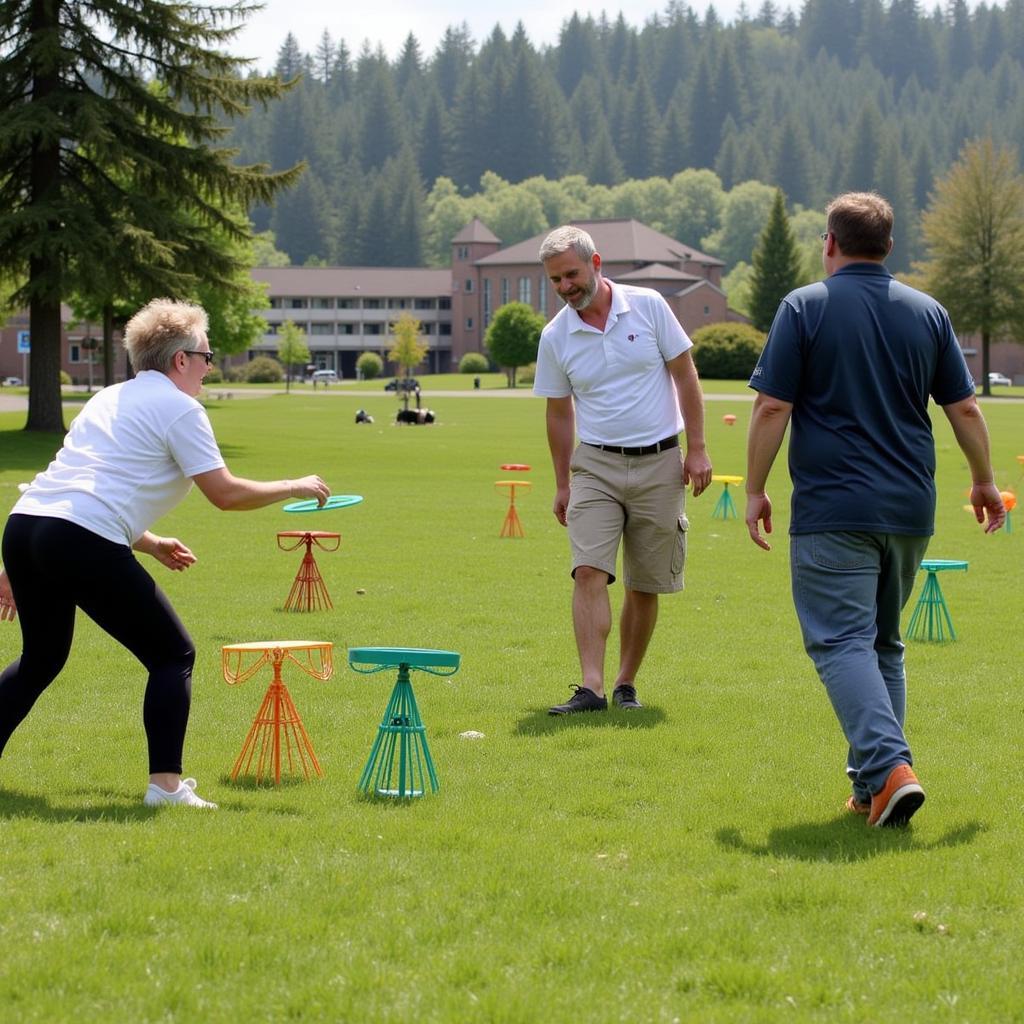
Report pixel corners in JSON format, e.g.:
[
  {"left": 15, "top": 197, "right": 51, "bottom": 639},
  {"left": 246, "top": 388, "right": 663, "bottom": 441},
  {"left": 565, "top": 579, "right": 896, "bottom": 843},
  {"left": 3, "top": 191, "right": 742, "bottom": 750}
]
[
  {"left": 2, "top": 376, "right": 22, "bottom": 387},
  {"left": 311, "top": 369, "right": 338, "bottom": 384},
  {"left": 988, "top": 372, "right": 1012, "bottom": 387},
  {"left": 384, "top": 377, "right": 420, "bottom": 392}
]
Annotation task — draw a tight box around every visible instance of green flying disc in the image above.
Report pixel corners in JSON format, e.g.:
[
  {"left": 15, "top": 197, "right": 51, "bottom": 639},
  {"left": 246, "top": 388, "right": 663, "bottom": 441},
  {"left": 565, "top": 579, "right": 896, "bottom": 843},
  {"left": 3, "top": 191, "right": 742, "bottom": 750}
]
[{"left": 283, "top": 495, "right": 363, "bottom": 513}]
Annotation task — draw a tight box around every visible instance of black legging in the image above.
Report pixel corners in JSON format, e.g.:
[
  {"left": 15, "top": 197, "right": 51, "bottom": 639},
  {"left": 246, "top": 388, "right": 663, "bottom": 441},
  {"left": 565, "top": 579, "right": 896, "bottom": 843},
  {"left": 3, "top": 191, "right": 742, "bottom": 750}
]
[{"left": 1, "top": 514, "right": 195, "bottom": 774}]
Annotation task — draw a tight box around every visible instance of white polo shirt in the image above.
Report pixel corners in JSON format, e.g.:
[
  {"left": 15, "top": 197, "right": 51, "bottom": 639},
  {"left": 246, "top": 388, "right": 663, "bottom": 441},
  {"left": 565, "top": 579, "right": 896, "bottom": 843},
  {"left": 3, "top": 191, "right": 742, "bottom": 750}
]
[
  {"left": 13, "top": 370, "right": 226, "bottom": 545},
  {"left": 533, "top": 281, "right": 691, "bottom": 446}
]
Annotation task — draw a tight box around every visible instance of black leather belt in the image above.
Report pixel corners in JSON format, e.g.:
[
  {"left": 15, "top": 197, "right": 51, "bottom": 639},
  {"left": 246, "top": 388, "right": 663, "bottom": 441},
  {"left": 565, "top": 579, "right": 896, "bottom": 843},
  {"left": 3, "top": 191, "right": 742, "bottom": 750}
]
[{"left": 583, "top": 434, "right": 679, "bottom": 456}]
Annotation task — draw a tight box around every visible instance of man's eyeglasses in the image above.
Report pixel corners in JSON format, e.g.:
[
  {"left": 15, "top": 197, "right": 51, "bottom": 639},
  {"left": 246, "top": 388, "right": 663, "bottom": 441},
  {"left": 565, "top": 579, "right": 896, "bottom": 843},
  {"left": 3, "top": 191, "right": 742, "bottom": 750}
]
[{"left": 181, "top": 350, "right": 214, "bottom": 366}]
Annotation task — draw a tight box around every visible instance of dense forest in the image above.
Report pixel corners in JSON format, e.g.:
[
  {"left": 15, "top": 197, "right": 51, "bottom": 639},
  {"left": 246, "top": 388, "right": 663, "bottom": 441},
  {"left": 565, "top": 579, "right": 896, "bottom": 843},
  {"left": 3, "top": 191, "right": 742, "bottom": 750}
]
[{"left": 228, "top": 0, "right": 1024, "bottom": 275}]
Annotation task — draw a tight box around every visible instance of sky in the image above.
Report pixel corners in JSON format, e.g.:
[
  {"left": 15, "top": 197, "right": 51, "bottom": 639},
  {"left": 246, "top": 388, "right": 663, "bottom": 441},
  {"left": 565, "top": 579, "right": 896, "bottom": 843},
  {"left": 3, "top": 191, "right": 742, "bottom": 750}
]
[{"left": 231, "top": 0, "right": 749, "bottom": 70}]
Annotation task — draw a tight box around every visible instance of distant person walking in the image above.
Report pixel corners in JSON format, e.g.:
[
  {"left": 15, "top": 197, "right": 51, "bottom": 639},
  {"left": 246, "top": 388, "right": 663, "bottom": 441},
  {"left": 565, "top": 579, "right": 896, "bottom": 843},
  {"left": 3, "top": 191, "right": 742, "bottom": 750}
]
[
  {"left": 745, "top": 192, "right": 1005, "bottom": 827},
  {"left": 0, "top": 299, "right": 330, "bottom": 808},
  {"left": 534, "top": 226, "right": 712, "bottom": 715}
]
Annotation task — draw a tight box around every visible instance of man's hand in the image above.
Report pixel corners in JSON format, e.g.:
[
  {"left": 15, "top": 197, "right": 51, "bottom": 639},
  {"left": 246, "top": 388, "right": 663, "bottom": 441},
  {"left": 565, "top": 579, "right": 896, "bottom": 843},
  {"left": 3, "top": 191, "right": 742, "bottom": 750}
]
[
  {"left": 745, "top": 492, "right": 774, "bottom": 550},
  {"left": 683, "top": 448, "right": 713, "bottom": 497},
  {"left": 552, "top": 485, "right": 570, "bottom": 527},
  {"left": 970, "top": 482, "right": 1006, "bottom": 534}
]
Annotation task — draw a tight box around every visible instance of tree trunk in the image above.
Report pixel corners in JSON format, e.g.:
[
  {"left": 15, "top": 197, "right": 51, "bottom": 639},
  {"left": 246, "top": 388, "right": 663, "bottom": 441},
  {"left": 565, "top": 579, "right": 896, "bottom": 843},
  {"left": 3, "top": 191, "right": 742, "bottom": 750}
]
[
  {"left": 25, "top": 292, "right": 66, "bottom": 433},
  {"left": 103, "top": 302, "right": 115, "bottom": 386},
  {"left": 981, "top": 329, "right": 991, "bottom": 397}
]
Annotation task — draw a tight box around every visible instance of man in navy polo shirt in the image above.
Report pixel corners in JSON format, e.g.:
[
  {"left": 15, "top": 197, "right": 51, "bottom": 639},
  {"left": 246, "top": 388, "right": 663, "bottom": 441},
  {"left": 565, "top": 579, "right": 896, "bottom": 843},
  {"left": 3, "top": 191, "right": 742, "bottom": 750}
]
[
  {"left": 745, "top": 192, "right": 1005, "bottom": 826},
  {"left": 534, "top": 226, "right": 712, "bottom": 716}
]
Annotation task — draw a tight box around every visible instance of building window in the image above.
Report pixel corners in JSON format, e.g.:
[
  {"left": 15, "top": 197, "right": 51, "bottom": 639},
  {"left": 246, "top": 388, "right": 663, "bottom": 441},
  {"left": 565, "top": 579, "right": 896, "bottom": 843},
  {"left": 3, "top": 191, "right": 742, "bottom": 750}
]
[
  {"left": 388, "top": 298, "right": 408, "bottom": 309},
  {"left": 439, "top": 323, "right": 451, "bottom": 336},
  {"left": 310, "top": 323, "right": 334, "bottom": 335},
  {"left": 704, "top": 305, "right": 710, "bottom": 315},
  {"left": 483, "top": 279, "right": 492, "bottom": 327},
  {"left": 501, "top": 278, "right": 509, "bottom": 305},
  {"left": 466, "top": 317, "right": 474, "bottom": 330},
  {"left": 414, "top": 298, "right": 435, "bottom": 310},
  {"left": 421, "top": 323, "right": 435, "bottom": 335},
  {"left": 310, "top": 298, "right": 332, "bottom": 309},
  {"left": 465, "top": 278, "right": 474, "bottom": 293},
  {"left": 539, "top": 277, "right": 547, "bottom": 316},
  {"left": 518, "top": 276, "right": 531, "bottom": 305},
  {"left": 269, "top": 297, "right": 282, "bottom": 309},
  {"left": 364, "top": 298, "right": 383, "bottom": 309},
  {"left": 287, "top": 298, "right": 308, "bottom": 309},
  {"left": 457, "top": 245, "right": 469, "bottom": 260},
  {"left": 338, "top": 324, "right": 355, "bottom": 335},
  {"left": 364, "top": 323, "right": 383, "bottom": 335},
  {"left": 337, "top": 298, "right": 356, "bottom": 309},
  {"left": 69, "top": 344, "right": 81, "bottom": 363},
  {"left": 438, "top": 297, "right": 451, "bottom": 310},
  {"left": 265, "top": 324, "right": 278, "bottom": 334}
]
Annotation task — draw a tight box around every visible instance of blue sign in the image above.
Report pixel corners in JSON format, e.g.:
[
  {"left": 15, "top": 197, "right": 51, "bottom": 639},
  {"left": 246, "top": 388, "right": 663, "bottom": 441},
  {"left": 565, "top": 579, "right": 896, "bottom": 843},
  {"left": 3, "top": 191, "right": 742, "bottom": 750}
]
[{"left": 16, "top": 330, "right": 30, "bottom": 354}]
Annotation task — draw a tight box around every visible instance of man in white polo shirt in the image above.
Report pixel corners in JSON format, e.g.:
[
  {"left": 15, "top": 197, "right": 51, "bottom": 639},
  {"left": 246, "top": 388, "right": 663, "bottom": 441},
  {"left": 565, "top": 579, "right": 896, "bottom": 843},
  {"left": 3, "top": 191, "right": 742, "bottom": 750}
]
[{"left": 534, "top": 226, "right": 712, "bottom": 715}]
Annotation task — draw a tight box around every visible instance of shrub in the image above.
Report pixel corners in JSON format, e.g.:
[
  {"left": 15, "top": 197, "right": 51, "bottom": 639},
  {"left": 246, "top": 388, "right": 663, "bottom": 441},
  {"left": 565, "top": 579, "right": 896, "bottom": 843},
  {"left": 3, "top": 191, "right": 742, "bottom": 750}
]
[
  {"left": 243, "top": 356, "right": 284, "bottom": 383},
  {"left": 517, "top": 362, "right": 536, "bottom": 385},
  {"left": 691, "top": 322, "right": 766, "bottom": 380},
  {"left": 458, "top": 352, "right": 490, "bottom": 374},
  {"left": 356, "top": 351, "right": 383, "bottom": 380},
  {"left": 59, "top": 370, "right": 71, "bottom": 385},
  {"left": 203, "top": 364, "right": 224, "bottom": 383}
]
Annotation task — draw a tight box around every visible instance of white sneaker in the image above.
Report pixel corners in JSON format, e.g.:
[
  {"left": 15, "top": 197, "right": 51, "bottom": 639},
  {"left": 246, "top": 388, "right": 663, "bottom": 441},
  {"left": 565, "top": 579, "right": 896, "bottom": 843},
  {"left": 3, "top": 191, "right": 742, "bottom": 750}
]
[{"left": 143, "top": 777, "right": 218, "bottom": 809}]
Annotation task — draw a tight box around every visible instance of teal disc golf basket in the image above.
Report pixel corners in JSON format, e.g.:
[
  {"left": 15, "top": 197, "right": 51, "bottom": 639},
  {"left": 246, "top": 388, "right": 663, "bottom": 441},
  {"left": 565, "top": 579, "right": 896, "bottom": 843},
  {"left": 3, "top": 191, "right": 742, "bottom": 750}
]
[
  {"left": 348, "top": 647, "right": 461, "bottom": 798},
  {"left": 906, "top": 559, "right": 968, "bottom": 642}
]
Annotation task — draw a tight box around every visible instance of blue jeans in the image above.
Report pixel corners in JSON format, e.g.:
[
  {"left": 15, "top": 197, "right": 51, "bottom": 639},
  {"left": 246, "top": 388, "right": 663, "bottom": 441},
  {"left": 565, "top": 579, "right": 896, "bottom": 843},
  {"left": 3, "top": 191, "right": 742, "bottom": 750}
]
[{"left": 790, "top": 532, "right": 929, "bottom": 799}]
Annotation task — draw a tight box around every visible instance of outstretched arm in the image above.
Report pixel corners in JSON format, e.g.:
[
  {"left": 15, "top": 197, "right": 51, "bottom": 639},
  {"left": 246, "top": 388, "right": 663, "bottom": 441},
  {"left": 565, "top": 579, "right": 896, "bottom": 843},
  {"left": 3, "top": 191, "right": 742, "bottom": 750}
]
[
  {"left": 941, "top": 395, "right": 1005, "bottom": 533},
  {"left": 192, "top": 468, "right": 330, "bottom": 512}
]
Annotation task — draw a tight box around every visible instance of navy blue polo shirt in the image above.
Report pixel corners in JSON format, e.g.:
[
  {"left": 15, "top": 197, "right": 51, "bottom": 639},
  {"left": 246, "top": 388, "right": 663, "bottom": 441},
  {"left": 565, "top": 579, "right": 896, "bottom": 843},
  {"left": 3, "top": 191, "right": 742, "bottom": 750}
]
[{"left": 749, "top": 263, "right": 976, "bottom": 536}]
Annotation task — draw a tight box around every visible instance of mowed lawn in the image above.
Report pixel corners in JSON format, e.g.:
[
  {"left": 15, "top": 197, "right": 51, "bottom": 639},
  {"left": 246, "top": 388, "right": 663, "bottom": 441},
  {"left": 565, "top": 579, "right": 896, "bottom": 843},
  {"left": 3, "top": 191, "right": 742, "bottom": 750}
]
[{"left": 0, "top": 390, "right": 1022, "bottom": 1023}]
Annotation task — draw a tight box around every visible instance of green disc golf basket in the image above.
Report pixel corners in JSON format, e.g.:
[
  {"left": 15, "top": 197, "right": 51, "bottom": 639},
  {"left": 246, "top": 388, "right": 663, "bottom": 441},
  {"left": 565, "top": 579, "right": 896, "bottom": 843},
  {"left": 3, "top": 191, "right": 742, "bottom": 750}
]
[
  {"left": 348, "top": 647, "right": 461, "bottom": 798},
  {"left": 906, "top": 559, "right": 968, "bottom": 642}
]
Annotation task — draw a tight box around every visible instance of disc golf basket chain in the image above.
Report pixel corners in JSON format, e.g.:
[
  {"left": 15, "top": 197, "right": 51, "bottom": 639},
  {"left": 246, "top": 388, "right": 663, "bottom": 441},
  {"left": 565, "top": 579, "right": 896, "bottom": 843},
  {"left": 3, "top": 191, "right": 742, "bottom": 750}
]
[
  {"left": 906, "top": 560, "right": 968, "bottom": 642},
  {"left": 222, "top": 640, "right": 333, "bottom": 784},
  {"left": 348, "top": 647, "right": 461, "bottom": 799},
  {"left": 277, "top": 531, "right": 340, "bottom": 611}
]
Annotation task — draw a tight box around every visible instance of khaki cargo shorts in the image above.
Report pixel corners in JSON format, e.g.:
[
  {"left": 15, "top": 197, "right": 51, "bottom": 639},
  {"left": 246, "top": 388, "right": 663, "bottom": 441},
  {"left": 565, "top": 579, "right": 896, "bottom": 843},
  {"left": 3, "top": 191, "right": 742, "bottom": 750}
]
[{"left": 567, "top": 443, "right": 688, "bottom": 593}]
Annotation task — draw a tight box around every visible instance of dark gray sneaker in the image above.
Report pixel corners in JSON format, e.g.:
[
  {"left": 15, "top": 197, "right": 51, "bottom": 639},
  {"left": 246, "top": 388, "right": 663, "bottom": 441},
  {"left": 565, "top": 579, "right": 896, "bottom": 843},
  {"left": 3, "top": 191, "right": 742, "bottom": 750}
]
[
  {"left": 548, "top": 685, "right": 608, "bottom": 716},
  {"left": 612, "top": 684, "right": 643, "bottom": 709}
]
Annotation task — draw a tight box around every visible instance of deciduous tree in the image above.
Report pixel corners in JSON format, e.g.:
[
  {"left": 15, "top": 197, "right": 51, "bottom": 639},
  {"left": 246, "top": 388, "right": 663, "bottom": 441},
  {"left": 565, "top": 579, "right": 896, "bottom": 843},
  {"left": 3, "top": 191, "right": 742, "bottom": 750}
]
[{"left": 485, "top": 302, "right": 545, "bottom": 387}]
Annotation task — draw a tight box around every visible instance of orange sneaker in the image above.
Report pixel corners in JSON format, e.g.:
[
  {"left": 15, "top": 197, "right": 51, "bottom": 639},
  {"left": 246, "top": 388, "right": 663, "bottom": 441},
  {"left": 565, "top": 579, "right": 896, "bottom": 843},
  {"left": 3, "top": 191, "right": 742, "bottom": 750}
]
[
  {"left": 845, "top": 795, "right": 870, "bottom": 815},
  {"left": 868, "top": 764, "right": 924, "bottom": 827}
]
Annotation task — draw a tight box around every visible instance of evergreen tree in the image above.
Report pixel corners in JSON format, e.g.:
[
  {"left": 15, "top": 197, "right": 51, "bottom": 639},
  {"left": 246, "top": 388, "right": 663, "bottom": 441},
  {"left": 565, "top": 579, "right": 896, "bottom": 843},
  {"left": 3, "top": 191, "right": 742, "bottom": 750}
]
[
  {"left": 687, "top": 50, "right": 720, "bottom": 169},
  {"left": 748, "top": 190, "right": 804, "bottom": 331},
  {"left": 358, "top": 62, "right": 406, "bottom": 169},
  {"left": 660, "top": 99, "right": 692, "bottom": 177},
  {"left": 873, "top": 131, "right": 916, "bottom": 272},
  {"left": 770, "top": 114, "right": 817, "bottom": 208},
  {"left": 275, "top": 32, "right": 305, "bottom": 80},
  {"left": 557, "top": 13, "right": 602, "bottom": 96},
  {"left": 587, "top": 122, "right": 626, "bottom": 186},
  {"left": 0, "top": 0, "right": 297, "bottom": 431},
  {"left": 946, "top": 0, "right": 975, "bottom": 79},
  {"left": 418, "top": 85, "right": 450, "bottom": 187},
  {"left": 621, "top": 73, "right": 663, "bottom": 180},
  {"left": 842, "top": 100, "right": 885, "bottom": 191},
  {"left": 431, "top": 24, "right": 475, "bottom": 107},
  {"left": 395, "top": 33, "right": 424, "bottom": 94}
]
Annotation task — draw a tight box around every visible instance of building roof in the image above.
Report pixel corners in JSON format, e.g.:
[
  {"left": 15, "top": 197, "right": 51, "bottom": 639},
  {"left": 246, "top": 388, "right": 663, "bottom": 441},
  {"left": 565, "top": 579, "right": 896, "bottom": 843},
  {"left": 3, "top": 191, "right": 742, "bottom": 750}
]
[
  {"left": 252, "top": 267, "right": 452, "bottom": 298},
  {"left": 451, "top": 217, "right": 501, "bottom": 244},
  {"left": 475, "top": 219, "right": 725, "bottom": 268},
  {"left": 615, "top": 263, "right": 701, "bottom": 284}
]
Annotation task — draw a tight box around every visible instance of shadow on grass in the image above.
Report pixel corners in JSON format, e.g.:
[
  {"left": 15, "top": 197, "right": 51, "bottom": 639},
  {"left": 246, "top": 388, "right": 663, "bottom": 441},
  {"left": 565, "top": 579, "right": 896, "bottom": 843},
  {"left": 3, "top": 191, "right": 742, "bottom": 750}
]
[
  {"left": 0, "top": 787, "right": 158, "bottom": 823},
  {"left": 514, "top": 705, "right": 666, "bottom": 736},
  {"left": 715, "top": 819, "right": 986, "bottom": 862}
]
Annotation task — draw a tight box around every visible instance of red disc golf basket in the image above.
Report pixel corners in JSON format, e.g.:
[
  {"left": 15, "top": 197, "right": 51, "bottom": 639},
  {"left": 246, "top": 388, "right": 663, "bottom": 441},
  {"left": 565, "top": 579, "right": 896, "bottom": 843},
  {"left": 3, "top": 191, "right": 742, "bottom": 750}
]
[
  {"left": 222, "top": 640, "right": 333, "bottom": 784},
  {"left": 277, "top": 531, "right": 340, "bottom": 611}
]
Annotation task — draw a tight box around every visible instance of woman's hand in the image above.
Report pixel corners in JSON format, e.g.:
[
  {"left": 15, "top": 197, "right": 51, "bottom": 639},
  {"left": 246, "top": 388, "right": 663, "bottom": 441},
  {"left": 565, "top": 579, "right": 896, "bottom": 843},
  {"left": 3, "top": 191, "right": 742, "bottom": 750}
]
[
  {"left": 135, "top": 532, "right": 197, "bottom": 571},
  {"left": 0, "top": 569, "right": 16, "bottom": 621}
]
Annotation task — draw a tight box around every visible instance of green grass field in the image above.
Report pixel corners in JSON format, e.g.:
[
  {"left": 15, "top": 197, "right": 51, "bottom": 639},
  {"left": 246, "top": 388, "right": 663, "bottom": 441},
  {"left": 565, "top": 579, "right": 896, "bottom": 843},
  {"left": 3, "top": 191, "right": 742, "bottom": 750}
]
[{"left": 1, "top": 390, "right": 1022, "bottom": 1022}]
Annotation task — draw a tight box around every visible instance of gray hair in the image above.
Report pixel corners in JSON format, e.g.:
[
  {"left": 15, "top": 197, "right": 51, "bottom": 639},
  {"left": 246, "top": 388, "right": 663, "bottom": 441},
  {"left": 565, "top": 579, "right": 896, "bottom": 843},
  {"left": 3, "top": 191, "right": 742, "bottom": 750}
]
[
  {"left": 123, "top": 298, "right": 209, "bottom": 373},
  {"left": 539, "top": 225, "right": 596, "bottom": 264}
]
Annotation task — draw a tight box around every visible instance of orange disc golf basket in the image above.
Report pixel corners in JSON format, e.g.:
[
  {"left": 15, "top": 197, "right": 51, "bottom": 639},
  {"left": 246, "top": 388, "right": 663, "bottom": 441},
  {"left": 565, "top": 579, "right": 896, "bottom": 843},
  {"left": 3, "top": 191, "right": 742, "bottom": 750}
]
[
  {"left": 277, "top": 494, "right": 363, "bottom": 611},
  {"left": 1001, "top": 490, "right": 1016, "bottom": 534},
  {"left": 348, "top": 646, "right": 461, "bottom": 799},
  {"left": 496, "top": 463, "right": 532, "bottom": 538},
  {"left": 711, "top": 474, "right": 744, "bottom": 520},
  {"left": 221, "top": 640, "right": 333, "bottom": 784},
  {"left": 277, "top": 531, "right": 340, "bottom": 611}
]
